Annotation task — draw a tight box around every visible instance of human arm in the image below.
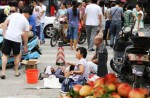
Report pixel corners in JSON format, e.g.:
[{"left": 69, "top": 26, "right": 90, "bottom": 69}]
[
  {"left": 99, "top": 7, "right": 102, "bottom": 28},
  {"left": 22, "top": 20, "right": 30, "bottom": 52},
  {"left": 2, "top": 19, "right": 9, "bottom": 37},
  {"left": 137, "top": 13, "right": 142, "bottom": 30},
  {"left": 40, "top": 5, "right": 46, "bottom": 17},
  {"left": 22, "top": 32, "right": 28, "bottom": 52},
  {"left": 83, "top": 13, "right": 87, "bottom": 27},
  {"left": 67, "top": 62, "right": 76, "bottom": 66},
  {"left": 70, "top": 64, "right": 85, "bottom": 75}
]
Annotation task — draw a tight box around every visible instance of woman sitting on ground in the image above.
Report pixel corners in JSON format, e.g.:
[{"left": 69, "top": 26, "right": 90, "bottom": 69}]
[{"left": 61, "top": 47, "right": 89, "bottom": 92}]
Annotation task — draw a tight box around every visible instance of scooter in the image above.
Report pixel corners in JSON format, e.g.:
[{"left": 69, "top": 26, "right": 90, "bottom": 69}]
[
  {"left": 50, "top": 19, "right": 86, "bottom": 47},
  {"left": 110, "top": 31, "right": 150, "bottom": 88},
  {"left": 0, "top": 28, "right": 42, "bottom": 68}
]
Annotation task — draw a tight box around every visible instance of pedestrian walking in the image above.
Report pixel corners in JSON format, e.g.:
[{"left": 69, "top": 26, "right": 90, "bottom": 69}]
[
  {"left": 109, "top": 0, "right": 123, "bottom": 48},
  {"left": 67, "top": 1, "right": 80, "bottom": 50},
  {"left": 31, "top": 0, "right": 41, "bottom": 39},
  {"left": 18, "top": 0, "right": 25, "bottom": 13},
  {"left": 37, "top": 0, "right": 46, "bottom": 44},
  {"left": 1, "top": 7, "right": 32, "bottom": 79},
  {"left": 84, "top": 0, "right": 102, "bottom": 51},
  {"left": 103, "top": 2, "right": 112, "bottom": 46}
]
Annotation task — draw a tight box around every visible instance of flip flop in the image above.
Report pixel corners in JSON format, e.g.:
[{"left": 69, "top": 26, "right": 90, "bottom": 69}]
[
  {"left": 15, "top": 72, "right": 21, "bottom": 77},
  {"left": 1, "top": 75, "right": 5, "bottom": 79}
]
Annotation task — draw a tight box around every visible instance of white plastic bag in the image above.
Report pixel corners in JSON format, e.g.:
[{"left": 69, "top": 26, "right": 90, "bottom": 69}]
[{"left": 44, "top": 77, "right": 62, "bottom": 88}]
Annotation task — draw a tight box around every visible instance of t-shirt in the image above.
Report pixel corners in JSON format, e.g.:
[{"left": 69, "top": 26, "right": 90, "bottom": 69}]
[
  {"left": 95, "top": 43, "right": 108, "bottom": 62},
  {"left": 85, "top": 4, "right": 102, "bottom": 26},
  {"left": 110, "top": 6, "right": 123, "bottom": 21},
  {"left": 124, "top": 10, "right": 134, "bottom": 27},
  {"left": 5, "top": 13, "right": 29, "bottom": 42},
  {"left": 40, "top": 4, "right": 46, "bottom": 23},
  {"left": 67, "top": 8, "right": 80, "bottom": 28},
  {"left": 28, "top": 14, "right": 36, "bottom": 36},
  {"left": 58, "top": 9, "right": 67, "bottom": 17},
  {"left": 33, "top": 12, "right": 40, "bottom": 26},
  {"left": 134, "top": 10, "right": 144, "bottom": 29},
  {"left": 33, "top": 6, "right": 41, "bottom": 26},
  {"left": 71, "top": 58, "right": 89, "bottom": 81}
]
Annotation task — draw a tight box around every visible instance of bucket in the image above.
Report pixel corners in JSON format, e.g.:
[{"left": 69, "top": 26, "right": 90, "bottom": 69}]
[{"left": 26, "top": 69, "right": 39, "bottom": 84}]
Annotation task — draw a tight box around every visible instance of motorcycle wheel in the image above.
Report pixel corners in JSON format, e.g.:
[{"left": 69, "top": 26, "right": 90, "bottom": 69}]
[
  {"left": 110, "top": 59, "right": 119, "bottom": 73},
  {"left": 78, "top": 29, "right": 86, "bottom": 44},
  {"left": 50, "top": 31, "right": 59, "bottom": 47}
]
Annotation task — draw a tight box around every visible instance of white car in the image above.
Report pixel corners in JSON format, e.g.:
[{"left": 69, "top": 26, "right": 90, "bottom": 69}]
[{"left": 43, "top": 16, "right": 56, "bottom": 38}]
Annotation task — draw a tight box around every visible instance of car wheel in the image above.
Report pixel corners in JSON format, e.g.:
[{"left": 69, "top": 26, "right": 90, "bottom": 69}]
[{"left": 44, "top": 24, "right": 54, "bottom": 38}]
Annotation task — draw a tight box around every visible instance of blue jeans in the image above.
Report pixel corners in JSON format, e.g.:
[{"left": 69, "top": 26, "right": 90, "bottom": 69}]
[
  {"left": 40, "top": 23, "right": 45, "bottom": 42},
  {"left": 110, "top": 20, "right": 122, "bottom": 46},
  {"left": 69, "top": 27, "right": 78, "bottom": 40}
]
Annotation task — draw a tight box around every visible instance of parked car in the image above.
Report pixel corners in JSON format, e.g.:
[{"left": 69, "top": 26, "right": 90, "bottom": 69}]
[{"left": 43, "top": 16, "right": 56, "bottom": 38}]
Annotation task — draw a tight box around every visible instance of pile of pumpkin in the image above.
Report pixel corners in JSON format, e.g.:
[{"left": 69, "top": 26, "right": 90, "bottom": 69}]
[{"left": 59, "top": 73, "right": 150, "bottom": 98}]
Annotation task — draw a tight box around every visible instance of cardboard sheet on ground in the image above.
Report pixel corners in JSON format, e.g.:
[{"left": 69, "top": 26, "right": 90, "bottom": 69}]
[{"left": 44, "top": 78, "right": 62, "bottom": 89}]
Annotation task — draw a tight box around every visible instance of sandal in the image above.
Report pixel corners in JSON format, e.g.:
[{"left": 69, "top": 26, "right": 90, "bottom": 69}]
[
  {"left": 1, "top": 75, "right": 5, "bottom": 79},
  {"left": 15, "top": 72, "right": 21, "bottom": 77}
]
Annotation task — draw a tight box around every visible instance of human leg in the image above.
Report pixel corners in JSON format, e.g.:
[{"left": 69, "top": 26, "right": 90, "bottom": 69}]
[
  {"left": 69, "top": 27, "right": 73, "bottom": 50},
  {"left": 88, "top": 26, "right": 98, "bottom": 50},
  {"left": 73, "top": 27, "right": 78, "bottom": 50},
  {"left": 88, "top": 61, "right": 98, "bottom": 74},
  {"left": 1, "top": 39, "right": 12, "bottom": 79},
  {"left": 13, "top": 41, "right": 21, "bottom": 76},
  {"left": 86, "top": 25, "right": 92, "bottom": 49},
  {"left": 1, "top": 54, "right": 8, "bottom": 77},
  {"left": 110, "top": 21, "right": 116, "bottom": 47},
  {"left": 40, "top": 23, "right": 45, "bottom": 43}
]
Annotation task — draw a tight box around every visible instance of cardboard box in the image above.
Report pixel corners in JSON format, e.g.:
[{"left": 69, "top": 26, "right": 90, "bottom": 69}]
[{"left": 21, "top": 59, "right": 40, "bottom": 70}]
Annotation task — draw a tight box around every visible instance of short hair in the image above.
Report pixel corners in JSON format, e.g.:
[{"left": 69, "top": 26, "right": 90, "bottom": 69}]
[
  {"left": 110, "top": 2, "right": 116, "bottom": 7},
  {"left": 116, "top": 0, "right": 121, "bottom": 5},
  {"left": 31, "top": 0, "right": 37, "bottom": 2},
  {"left": 37, "top": 0, "right": 43, "bottom": 3},
  {"left": 76, "top": 47, "right": 87, "bottom": 58},
  {"left": 91, "top": 0, "right": 97, "bottom": 4},
  {"left": 99, "top": 1, "right": 105, "bottom": 7},
  {"left": 127, "top": 4, "right": 133, "bottom": 10},
  {"left": 22, "top": 6, "right": 33, "bottom": 15}
]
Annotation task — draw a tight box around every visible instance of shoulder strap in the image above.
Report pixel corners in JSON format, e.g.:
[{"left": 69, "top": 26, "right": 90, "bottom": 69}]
[{"left": 111, "top": 7, "right": 119, "bottom": 18}]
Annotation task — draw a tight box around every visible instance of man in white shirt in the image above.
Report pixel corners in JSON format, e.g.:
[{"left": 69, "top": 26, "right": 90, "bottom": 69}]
[
  {"left": 37, "top": 0, "right": 46, "bottom": 44},
  {"left": 1, "top": 7, "right": 32, "bottom": 79},
  {"left": 84, "top": 0, "right": 102, "bottom": 51}
]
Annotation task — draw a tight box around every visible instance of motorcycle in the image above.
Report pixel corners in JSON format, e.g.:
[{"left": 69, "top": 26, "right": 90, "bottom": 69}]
[
  {"left": 0, "top": 28, "right": 42, "bottom": 68},
  {"left": 50, "top": 19, "right": 86, "bottom": 47},
  {"left": 110, "top": 30, "right": 150, "bottom": 88}
]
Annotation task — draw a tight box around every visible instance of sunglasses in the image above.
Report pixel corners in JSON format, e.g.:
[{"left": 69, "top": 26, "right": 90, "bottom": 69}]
[{"left": 10, "top": 10, "right": 16, "bottom": 13}]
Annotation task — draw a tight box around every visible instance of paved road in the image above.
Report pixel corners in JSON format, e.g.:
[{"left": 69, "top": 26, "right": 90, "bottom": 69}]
[
  {"left": 0, "top": 38, "right": 114, "bottom": 98},
  {"left": 0, "top": 25, "right": 149, "bottom": 98}
]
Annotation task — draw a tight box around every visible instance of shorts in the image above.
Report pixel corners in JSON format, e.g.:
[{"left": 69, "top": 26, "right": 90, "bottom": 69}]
[
  {"left": 2, "top": 39, "right": 21, "bottom": 55},
  {"left": 69, "top": 27, "right": 78, "bottom": 40}
]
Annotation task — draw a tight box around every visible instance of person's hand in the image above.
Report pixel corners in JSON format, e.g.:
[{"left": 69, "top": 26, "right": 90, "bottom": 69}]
[
  {"left": 23, "top": 45, "right": 28, "bottom": 53},
  {"left": 70, "top": 71, "right": 74, "bottom": 75},
  {"left": 82, "top": 23, "right": 85, "bottom": 28},
  {"left": 65, "top": 62, "right": 70, "bottom": 65},
  {"left": 99, "top": 24, "right": 102, "bottom": 29}
]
